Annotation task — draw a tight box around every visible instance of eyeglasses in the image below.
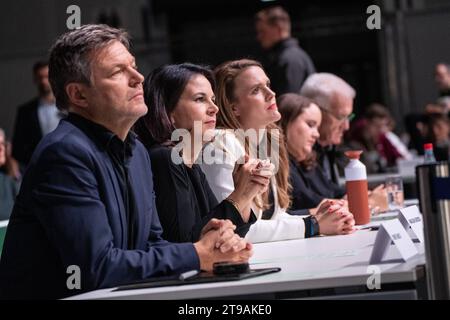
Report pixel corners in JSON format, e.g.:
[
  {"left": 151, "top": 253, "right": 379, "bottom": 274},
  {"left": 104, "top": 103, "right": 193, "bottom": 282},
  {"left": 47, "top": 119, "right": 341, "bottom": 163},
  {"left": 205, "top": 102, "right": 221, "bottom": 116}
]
[{"left": 320, "top": 107, "right": 355, "bottom": 123}]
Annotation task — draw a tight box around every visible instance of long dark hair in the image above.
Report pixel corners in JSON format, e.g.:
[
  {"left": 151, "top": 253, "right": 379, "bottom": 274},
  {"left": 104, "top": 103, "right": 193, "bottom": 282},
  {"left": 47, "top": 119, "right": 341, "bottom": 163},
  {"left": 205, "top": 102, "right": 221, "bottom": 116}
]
[
  {"left": 277, "top": 93, "right": 318, "bottom": 171},
  {"left": 134, "top": 63, "right": 215, "bottom": 148}
]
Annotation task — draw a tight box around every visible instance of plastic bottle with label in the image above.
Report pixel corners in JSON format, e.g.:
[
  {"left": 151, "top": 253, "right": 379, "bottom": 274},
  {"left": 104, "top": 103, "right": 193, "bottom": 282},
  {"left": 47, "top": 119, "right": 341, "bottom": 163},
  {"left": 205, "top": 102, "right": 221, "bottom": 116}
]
[
  {"left": 423, "top": 143, "right": 437, "bottom": 164},
  {"left": 344, "top": 150, "right": 370, "bottom": 225}
]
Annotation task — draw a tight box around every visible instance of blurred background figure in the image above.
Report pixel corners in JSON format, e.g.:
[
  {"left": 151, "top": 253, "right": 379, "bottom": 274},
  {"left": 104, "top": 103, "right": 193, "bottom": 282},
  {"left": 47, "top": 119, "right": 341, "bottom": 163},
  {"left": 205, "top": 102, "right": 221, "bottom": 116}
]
[
  {"left": 346, "top": 103, "right": 412, "bottom": 173},
  {"left": 0, "top": 128, "right": 19, "bottom": 220},
  {"left": 255, "top": 6, "right": 315, "bottom": 95},
  {"left": 426, "top": 112, "right": 450, "bottom": 161},
  {"left": 12, "top": 61, "right": 64, "bottom": 171},
  {"left": 435, "top": 63, "right": 450, "bottom": 98}
]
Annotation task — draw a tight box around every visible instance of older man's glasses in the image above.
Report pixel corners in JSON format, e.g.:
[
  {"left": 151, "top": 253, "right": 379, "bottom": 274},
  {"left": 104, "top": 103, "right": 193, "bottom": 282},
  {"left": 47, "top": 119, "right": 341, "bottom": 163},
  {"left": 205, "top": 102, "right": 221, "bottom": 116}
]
[{"left": 320, "top": 108, "right": 355, "bottom": 123}]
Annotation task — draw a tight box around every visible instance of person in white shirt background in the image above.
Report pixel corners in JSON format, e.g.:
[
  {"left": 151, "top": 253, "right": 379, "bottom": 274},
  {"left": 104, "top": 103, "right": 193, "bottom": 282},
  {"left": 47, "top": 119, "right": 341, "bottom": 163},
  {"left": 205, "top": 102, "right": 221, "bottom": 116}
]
[{"left": 12, "top": 61, "right": 64, "bottom": 171}]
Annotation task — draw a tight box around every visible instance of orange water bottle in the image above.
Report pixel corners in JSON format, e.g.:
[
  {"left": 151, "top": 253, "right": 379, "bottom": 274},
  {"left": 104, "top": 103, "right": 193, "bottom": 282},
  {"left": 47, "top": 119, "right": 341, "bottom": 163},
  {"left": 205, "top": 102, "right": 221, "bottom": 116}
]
[{"left": 344, "top": 150, "right": 370, "bottom": 225}]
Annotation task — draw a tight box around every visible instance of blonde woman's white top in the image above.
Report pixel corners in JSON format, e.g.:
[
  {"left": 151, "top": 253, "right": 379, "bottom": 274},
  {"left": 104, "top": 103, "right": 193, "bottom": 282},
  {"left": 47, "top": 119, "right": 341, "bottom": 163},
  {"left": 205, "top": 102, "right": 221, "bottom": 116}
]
[{"left": 199, "top": 129, "right": 307, "bottom": 243}]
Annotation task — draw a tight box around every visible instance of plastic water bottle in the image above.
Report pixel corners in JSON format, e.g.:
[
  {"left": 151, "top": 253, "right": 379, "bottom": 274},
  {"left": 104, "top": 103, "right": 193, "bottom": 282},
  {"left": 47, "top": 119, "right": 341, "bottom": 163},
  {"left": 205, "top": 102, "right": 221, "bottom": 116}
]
[
  {"left": 424, "top": 143, "right": 437, "bottom": 164},
  {"left": 344, "top": 150, "right": 370, "bottom": 225}
]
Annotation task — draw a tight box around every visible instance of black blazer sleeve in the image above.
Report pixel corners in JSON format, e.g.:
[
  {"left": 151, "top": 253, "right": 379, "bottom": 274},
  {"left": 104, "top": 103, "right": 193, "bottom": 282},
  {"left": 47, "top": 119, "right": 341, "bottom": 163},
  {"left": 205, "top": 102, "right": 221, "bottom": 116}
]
[
  {"left": 149, "top": 146, "right": 254, "bottom": 242},
  {"left": 196, "top": 172, "right": 257, "bottom": 239},
  {"left": 289, "top": 161, "right": 327, "bottom": 210},
  {"left": 44, "top": 142, "right": 197, "bottom": 288}
]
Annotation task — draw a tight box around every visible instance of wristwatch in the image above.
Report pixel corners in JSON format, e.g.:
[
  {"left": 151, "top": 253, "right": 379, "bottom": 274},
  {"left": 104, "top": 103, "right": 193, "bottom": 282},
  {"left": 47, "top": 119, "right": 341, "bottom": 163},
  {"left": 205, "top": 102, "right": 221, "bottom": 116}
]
[
  {"left": 305, "top": 216, "right": 320, "bottom": 238},
  {"left": 310, "top": 216, "right": 320, "bottom": 236}
]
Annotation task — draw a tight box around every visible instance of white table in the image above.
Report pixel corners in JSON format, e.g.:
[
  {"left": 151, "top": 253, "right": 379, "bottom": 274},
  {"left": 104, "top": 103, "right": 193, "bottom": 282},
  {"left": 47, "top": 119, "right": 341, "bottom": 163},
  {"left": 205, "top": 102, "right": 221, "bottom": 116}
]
[{"left": 68, "top": 229, "right": 426, "bottom": 300}]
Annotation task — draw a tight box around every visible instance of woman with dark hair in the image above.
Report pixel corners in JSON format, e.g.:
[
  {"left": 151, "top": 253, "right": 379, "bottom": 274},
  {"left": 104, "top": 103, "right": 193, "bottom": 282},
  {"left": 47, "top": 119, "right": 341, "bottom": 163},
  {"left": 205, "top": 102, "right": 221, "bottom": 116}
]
[
  {"left": 278, "top": 93, "right": 344, "bottom": 211},
  {"left": 134, "top": 63, "right": 269, "bottom": 243}
]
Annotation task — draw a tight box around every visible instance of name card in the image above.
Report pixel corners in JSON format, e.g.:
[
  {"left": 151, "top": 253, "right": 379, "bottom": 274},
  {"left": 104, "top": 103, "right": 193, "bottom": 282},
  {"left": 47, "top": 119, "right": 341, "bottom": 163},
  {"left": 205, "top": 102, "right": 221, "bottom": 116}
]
[
  {"left": 370, "top": 219, "right": 418, "bottom": 264},
  {"left": 399, "top": 205, "right": 424, "bottom": 243}
]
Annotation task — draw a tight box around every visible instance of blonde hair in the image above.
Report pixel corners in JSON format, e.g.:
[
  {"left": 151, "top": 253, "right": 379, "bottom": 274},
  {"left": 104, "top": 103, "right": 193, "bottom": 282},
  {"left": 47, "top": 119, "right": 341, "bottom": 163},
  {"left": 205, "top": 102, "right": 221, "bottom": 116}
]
[{"left": 214, "top": 59, "right": 291, "bottom": 210}]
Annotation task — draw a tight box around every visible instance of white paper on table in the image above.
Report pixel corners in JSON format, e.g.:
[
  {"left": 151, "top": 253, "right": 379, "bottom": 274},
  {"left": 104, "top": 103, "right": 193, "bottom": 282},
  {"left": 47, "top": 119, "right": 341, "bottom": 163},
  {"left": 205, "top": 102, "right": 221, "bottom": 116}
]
[
  {"left": 370, "top": 219, "right": 418, "bottom": 264},
  {"left": 399, "top": 205, "right": 424, "bottom": 243}
]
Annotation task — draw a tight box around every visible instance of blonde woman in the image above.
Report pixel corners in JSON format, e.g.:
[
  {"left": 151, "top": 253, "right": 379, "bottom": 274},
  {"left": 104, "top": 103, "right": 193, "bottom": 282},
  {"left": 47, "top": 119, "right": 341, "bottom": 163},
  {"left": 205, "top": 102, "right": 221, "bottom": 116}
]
[{"left": 200, "top": 59, "right": 355, "bottom": 243}]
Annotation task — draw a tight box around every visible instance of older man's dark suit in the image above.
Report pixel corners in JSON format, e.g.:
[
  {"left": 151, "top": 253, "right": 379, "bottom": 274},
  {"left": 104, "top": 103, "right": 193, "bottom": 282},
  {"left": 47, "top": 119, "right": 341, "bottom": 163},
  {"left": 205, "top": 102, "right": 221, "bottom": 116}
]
[{"left": 0, "top": 114, "right": 199, "bottom": 299}]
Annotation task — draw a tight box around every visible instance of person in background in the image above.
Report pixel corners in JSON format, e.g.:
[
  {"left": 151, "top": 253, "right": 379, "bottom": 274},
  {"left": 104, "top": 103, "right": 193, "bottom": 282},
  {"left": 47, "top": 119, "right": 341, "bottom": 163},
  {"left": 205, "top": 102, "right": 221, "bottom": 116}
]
[
  {"left": 435, "top": 63, "right": 450, "bottom": 98},
  {"left": 200, "top": 59, "right": 355, "bottom": 243},
  {"left": 346, "top": 103, "right": 412, "bottom": 173},
  {"left": 0, "top": 129, "right": 19, "bottom": 220},
  {"left": 255, "top": 6, "right": 315, "bottom": 96},
  {"left": 0, "top": 25, "right": 251, "bottom": 300},
  {"left": 278, "top": 94, "right": 346, "bottom": 211},
  {"left": 300, "top": 73, "right": 354, "bottom": 193},
  {"left": 300, "top": 73, "right": 387, "bottom": 212},
  {"left": 134, "top": 63, "right": 268, "bottom": 242},
  {"left": 12, "top": 61, "right": 65, "bottom": 170},
  {"left": 426, "top": 113, "right": 450, "bottom": 161}
]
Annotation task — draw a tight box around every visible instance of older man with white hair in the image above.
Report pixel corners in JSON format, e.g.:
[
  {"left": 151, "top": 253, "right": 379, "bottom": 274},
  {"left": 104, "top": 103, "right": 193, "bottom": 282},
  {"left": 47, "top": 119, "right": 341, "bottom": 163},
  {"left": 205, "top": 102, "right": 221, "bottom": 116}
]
[
  {"left": 300, "top": 73, "right": 387, "bottom": 211},
  {"left": 300, "top": 73, "right": 355, "bottom": 186}
]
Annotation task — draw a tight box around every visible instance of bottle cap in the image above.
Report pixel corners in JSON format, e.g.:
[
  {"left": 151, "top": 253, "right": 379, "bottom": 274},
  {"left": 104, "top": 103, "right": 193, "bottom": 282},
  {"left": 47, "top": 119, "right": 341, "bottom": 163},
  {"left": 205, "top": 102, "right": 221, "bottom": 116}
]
[
  {"left": 424, "top": 143, "right": 433, "bottom": 151},
  {"left": 344, "top": 150, "right": 363, "bottom": 160}
]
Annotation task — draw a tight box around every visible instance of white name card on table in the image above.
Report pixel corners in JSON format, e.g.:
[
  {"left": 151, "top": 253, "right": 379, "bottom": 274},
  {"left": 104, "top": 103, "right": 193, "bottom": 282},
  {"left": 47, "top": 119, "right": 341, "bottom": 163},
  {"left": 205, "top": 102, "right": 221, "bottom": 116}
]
[
  {"left": 369, "top": 219, "right": 418, "bottom": 264},
  {"left": 399, "top": 205, "right": 424, "bottom": 243}
]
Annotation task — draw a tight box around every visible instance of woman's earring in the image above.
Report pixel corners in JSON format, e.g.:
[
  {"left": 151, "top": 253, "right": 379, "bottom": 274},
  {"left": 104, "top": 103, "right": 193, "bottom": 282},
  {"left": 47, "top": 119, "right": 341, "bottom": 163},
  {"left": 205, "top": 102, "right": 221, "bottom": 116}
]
[{"left": 231, "top": 104, "right": 240, "bottom": 117}]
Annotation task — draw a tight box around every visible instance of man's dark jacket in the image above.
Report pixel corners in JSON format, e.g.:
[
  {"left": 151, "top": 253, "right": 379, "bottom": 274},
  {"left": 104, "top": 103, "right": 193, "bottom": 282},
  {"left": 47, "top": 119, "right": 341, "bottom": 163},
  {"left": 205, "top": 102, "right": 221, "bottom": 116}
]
[
  {"left": 263, "top": 38, "right": 316, "bottom": 95},
  {"left": 0, "top": 114, "right": 199, "bottom": 299}
]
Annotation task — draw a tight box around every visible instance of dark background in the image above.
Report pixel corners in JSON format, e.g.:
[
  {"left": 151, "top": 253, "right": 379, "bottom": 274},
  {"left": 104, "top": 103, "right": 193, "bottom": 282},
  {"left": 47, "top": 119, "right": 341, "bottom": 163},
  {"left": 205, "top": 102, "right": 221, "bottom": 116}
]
[{"left": 0, "top": 0, "right": 449, "bottom": 137}]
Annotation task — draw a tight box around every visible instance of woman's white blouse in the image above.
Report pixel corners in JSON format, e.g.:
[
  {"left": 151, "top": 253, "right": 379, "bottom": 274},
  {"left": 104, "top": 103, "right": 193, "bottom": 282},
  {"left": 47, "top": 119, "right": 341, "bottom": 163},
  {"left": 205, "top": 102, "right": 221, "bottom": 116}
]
[{"left": 199, "top": 129, "right": 307, "bottom": 243}]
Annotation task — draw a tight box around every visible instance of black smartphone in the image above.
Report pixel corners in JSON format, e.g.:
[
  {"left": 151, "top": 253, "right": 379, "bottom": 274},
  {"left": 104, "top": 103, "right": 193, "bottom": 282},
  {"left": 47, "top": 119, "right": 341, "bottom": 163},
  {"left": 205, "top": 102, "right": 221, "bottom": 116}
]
[{"left": 213, "top": 261, "right": 250, "bottom": 275}]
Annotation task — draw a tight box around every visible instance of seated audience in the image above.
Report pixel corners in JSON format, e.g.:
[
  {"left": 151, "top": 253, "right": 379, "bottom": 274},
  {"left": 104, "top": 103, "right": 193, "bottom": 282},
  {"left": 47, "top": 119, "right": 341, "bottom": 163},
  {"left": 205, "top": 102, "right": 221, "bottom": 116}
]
[
  {"left": 346, "top": 103, "right": 412, "bottom": 173},
  {"left": 134, "top": 63, "right": 269, "bottom": 242},
  {"left": 200, "top": 59, "right": 355, "bottom": 243},
  {"left": 0, "top": 25, "right": 251, "bottom": 300},
  {"left": 426, "top": 113, "right": 450, "bottom": 161},
  {"left": 300, "top": 73, "right": 388, "bottom": 212},
  {"left": 277, "top": 94, "right": 345, "bottom": 211}
]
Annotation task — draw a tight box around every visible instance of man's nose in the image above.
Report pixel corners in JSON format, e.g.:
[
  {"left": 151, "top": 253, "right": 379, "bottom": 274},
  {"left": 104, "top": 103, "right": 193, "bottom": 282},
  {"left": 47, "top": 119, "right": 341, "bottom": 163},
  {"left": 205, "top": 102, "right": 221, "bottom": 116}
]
[{"left": 130, "top": 68, "right": 144, "bottom": 86}]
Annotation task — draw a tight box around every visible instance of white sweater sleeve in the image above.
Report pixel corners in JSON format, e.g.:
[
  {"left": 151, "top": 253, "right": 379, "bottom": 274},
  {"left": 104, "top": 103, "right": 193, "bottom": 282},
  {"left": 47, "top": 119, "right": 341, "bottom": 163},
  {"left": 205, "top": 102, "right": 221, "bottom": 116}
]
[
  {"left": 199, "top": 130, "right": 244, "bottom": 202},
  {"left": 200, "top": 130, "right": 308, "bottom": 244},
  {"left": 244, "top": 211, "right": 306, "bottom": 243}
]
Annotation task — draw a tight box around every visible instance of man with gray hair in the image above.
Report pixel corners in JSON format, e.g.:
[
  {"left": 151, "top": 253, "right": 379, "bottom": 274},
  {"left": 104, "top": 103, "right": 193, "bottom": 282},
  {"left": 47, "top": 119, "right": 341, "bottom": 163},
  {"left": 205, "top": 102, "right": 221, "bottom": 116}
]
[
  {"left": 300, "top": 73, "right": 355, "bottom": 187},
  {"left": 0, "top": 24, "right": 252, "bottom": 299}
]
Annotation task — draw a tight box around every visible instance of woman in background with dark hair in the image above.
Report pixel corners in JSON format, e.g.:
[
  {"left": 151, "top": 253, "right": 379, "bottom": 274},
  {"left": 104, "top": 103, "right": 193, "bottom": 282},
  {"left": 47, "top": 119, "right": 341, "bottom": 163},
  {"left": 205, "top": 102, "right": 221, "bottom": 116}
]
[
  {"left": 278, "top": 94, "right": 346, "bottom": 212},
  {"left": 134, "top": 63, "right": 268, "bottom": 243}
]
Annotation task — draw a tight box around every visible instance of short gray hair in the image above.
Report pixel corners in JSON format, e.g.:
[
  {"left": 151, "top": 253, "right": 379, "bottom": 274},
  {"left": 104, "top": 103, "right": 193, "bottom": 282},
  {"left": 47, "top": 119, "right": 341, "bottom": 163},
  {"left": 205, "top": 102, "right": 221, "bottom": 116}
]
[
  {"left": 0, "top": 128, "right": 5, "bottom": 139},
  {"left": 300, "top": 73, "right": 356, "bottom": 111},
  {"left": 49, "top": 24, "right": 130, "bottom": 111}
]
